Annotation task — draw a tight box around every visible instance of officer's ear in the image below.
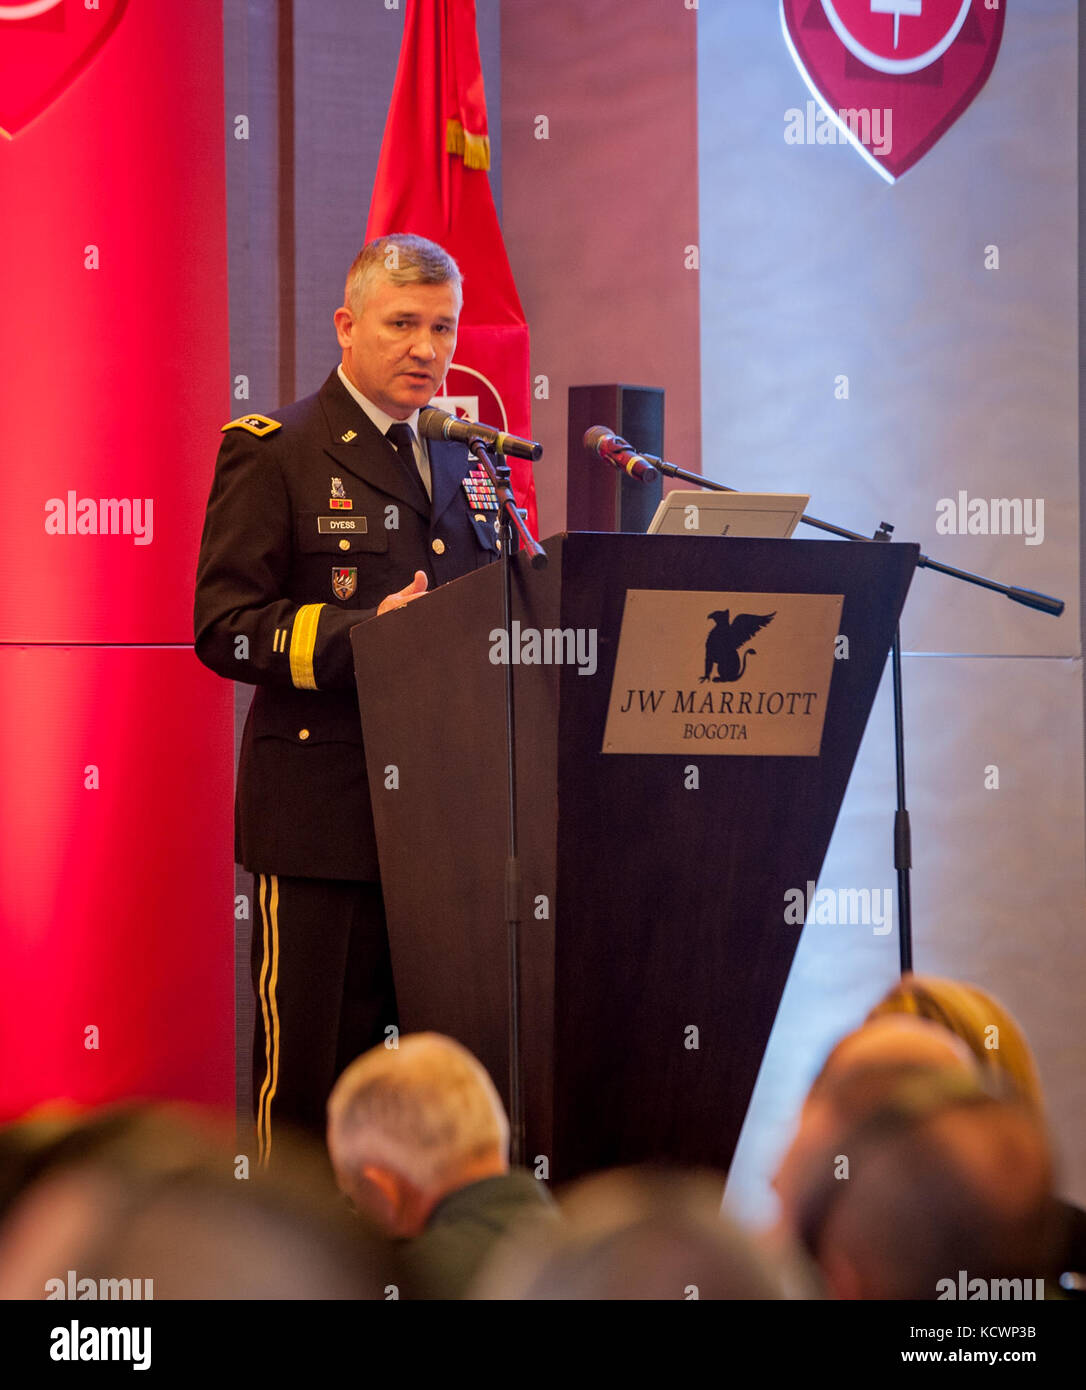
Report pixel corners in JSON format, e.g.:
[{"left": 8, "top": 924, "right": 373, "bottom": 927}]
[{"left": 333, "top": 305, "right": 355, "bottom": 348}]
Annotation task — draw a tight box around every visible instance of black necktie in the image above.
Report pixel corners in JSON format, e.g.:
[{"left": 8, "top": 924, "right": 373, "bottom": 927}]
[{"left": 386, "top": 422, "right": 428, "bottom": 506}]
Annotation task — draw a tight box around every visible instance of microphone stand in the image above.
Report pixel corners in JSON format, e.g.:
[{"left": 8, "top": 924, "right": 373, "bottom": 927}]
[
  {"left": 627, "top": 448, "right": 1064, "bottom": 975},
  {"left": 468, "top": 436, "right": 546, "bottom": 1164}
]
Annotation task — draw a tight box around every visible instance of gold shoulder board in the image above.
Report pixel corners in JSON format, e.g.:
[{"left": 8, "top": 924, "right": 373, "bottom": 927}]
[{"left": 222, "top": 414, "right": 283, "bottom": 437}]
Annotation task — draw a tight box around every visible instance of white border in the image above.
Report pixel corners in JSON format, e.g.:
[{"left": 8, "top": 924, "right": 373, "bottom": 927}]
[
  {"left": 821, "top": 0, "right": 972, "bottom": 76},
  {"left": 0, "top": 0, "right": 65, "bottom": 20},
  {"left": 433, "top": 362, "right": 510, "bottom": 431},
  {"left": 780, "top": 0, "right": 896, "bottom": 185}
]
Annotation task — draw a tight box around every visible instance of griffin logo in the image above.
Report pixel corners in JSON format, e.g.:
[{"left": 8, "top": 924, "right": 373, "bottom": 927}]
[{"left": 700, "top": 610, "right": 776, "bottom": 684}]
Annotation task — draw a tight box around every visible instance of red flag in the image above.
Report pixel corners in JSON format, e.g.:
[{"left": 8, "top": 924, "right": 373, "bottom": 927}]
[{"left": 366, "top": 0, "right": 537, "bottom": 530}]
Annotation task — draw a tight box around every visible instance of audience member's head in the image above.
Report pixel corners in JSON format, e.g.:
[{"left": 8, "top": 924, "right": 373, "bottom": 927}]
[
  {"left": 474, "top": 1167, "right": 783, "bottom": 1300},
  {"left": 327, "top": 1033, "right": 509, "bottom": 1238},
  {"left": 0, "top": 1102, "right": 114, "bottom": 1227},
  {"left": 0, "top": 1103, "right": 394, "bottom": 1299},
  {"left": 780, "top": 1065, "right": 1056, "bottom": 1299},
  {"left": 866, "top": 973, "right": 1044, "bottom": 1110},
  {"left": 773, "top": 1015, "right": 978, "bottom": 1231}
]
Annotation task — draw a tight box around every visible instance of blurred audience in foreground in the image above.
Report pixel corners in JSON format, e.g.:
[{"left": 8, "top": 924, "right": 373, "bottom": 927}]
[
  {"left": 771, "top": 1013, "right": 978, "bottom": 1232},
  {"left": 0, "top": 1103, "right": 394, "bottom": 1299},
  {"left": 865, "top": 972, "right": 1085, "bottom": 1294},
  {"left": 474, "top": 1167, "right": 783, "bottom": 1300},
  {"left": 0, "top": 977, "right": 1078, "bottom": 1301},
  {"left": 327, "top": 1032, "right": 555, "bottom": 1298},
  {"left": 769, "top": 1011, "right": 1060, "bottom": 1300}
]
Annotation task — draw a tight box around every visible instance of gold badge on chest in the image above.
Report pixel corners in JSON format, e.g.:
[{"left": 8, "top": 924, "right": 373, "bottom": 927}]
[
  {"left": 329, "top": 476, "right": 353, "bottom": 510},
  {"left": 332, "top": 567, "right": 357, "bottom": 600}
]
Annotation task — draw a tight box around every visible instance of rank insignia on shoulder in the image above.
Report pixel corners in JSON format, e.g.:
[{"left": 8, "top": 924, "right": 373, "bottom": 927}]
[
  {"left": 461, "top": 467, "right": 499, "bottom": 512},
  {"left": 222, "top": 414, "right": 282, "bottom": 437}
]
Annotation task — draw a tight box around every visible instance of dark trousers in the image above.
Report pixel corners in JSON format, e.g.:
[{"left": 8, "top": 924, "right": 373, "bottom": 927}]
[{"left": 250, "top": 873, "right": 397, "bottom": 1164}]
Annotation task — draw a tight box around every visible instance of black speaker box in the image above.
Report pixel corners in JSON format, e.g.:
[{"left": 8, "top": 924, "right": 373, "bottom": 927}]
[{"left": 566, "top": 384, "right": 664, "bottom": 533}]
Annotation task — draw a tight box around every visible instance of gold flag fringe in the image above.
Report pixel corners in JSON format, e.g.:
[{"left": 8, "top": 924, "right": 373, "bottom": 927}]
[{"left": 446, "top": 118, "right": 491, "bottom": 170}]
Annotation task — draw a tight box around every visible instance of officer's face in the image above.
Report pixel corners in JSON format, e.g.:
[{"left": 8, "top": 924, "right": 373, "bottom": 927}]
[{"left": 335, "top": 276, "right": 460, "bottom": 420}]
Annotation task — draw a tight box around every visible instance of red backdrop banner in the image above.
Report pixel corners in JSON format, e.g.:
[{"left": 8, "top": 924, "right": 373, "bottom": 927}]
[
  {"left": 0, "top": 648, "right": 234, "bottom": 1120},
  {"left": 0, "top": 1, "right": 233, "bottom": 1121},
  {"left": 0, "top": 0, "right": 230, "bottom": 644}
]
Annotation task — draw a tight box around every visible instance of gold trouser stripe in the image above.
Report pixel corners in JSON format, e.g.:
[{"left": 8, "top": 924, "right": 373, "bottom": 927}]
[
  {"left": 255, "top": 874, "right": 271, "bottom": 1166},
  {"left": 289, "top": 603, "right": 324, "bottom": 690},
  {"left": 255, "top": 874, "right": 281, "bottom": 1168}
]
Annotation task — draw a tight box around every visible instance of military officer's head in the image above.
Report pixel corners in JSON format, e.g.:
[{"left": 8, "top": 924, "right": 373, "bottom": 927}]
[{"left": 334, "top": 234, "right": 462, "bottom": 422}]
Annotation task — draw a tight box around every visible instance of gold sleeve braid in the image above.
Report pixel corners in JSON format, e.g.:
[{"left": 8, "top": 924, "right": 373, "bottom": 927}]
[{"left": 289, "top": 603, "right": 324, "bottom": 690}]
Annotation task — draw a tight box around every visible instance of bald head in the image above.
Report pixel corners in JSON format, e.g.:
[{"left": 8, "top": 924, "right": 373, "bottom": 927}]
[
  {"left": 773, "top": 1018, "right": 978, "bottom": 1230},
  {"left": 813, "top": 1016, "right": 978, "bottom": 1093}
]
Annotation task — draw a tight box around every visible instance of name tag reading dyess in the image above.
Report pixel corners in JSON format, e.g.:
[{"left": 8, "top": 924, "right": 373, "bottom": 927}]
[{"left": 318, "top": 516, "right": 367, "bottom": 534}]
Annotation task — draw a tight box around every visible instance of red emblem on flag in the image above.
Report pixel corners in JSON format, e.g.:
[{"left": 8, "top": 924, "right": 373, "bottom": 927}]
[
  {"left": 781, "top": 0, "right": 1006, "bottom": 182},
  {"left": 0, "top": 0, "right": 128, "bottom": 139},
  {"left": 434, "top": 351, "right": 520, "bottom": 440}
]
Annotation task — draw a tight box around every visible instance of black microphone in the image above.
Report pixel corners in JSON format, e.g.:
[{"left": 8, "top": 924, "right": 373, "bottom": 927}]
[
  {"left": 583, "top": 426, "right": 658, "bottom": 482},
  {"left": 418, "top": 406, "right": 543, "bottom": 461}
]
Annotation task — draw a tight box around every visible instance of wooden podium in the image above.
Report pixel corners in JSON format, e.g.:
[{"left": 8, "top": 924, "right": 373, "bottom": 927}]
[{"left": 352, "top": 533, "right": 917, "bottom": 1181}]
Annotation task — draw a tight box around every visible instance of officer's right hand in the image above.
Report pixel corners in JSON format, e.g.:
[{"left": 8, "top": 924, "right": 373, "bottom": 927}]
[{"left": 377, "top": 570, "right": 429, "bottom": 615}]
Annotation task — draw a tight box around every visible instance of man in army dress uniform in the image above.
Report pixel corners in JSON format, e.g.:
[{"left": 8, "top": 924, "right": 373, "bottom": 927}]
[{"left": 194, "top": 235, "right": 500, "bottom": 1162}]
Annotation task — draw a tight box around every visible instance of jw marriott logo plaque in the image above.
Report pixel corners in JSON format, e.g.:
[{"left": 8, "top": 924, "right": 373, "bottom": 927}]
[{"left": 602, "top": 589, "right": 843, "bottom": 756}]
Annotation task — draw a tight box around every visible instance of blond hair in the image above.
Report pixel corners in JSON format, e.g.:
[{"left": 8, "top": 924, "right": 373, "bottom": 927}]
[{"left": 866, "top": 974, "right": 1044, "bottom": 1111}]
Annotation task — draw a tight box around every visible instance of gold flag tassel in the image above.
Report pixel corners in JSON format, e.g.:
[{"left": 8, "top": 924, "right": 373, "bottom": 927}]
[{"left": 446, "top": 117, "right": 490, "bottom": 171}]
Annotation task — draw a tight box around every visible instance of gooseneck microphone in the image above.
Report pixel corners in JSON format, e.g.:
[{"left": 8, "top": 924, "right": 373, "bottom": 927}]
[
  {"left": 418, "top": 406, "right": 543, "bottom": 461},
  {"left": 583, "top": 426, "right": 658, "bottom": 482}
]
